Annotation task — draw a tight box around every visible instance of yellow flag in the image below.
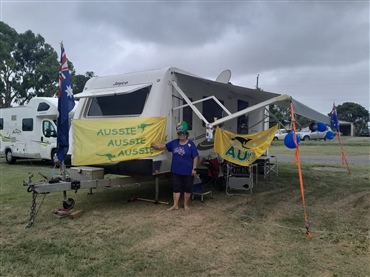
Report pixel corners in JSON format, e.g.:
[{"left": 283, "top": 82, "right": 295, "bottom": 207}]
[
  {"left": 73, "top": 117, "right": 167, "bottom": 165},
  {"left": 214, "top": 124, "right": 278, "bottom": 166}
]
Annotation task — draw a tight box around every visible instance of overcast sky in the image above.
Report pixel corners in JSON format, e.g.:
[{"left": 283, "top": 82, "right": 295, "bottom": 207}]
[{"left": 1, "top": 0, "right": 369, "bottom": 115}]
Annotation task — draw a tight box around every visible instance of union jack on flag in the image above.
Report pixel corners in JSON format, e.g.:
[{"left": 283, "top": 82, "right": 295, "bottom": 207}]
[
  {"left": 330, "top": 103, "right": 339, "bottom": 131},
  {"left": 57, "top": 43, "right": 75, "bottom": 163}
]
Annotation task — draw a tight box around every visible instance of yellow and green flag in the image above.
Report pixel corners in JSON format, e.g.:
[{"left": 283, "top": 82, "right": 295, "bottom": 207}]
[
  {"left": 214, "top": 124, "right": 278, "bottom": 166},
  {"left": 73, "top": 117, "right": 167, "bottom": 165}
]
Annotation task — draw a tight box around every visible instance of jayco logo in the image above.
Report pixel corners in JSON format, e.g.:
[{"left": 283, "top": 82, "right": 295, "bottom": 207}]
[{"left": 113, "top": 81, "right": 128, "bottom": 86}]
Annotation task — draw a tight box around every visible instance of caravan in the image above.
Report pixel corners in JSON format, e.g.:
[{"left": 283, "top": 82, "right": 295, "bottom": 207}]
[
  {"left": 23, "top": 67, "right": 332, "bottom": 217},
  {"left": 69, "top": 67, "right": 275, "bottom": 175},
  {"left": 69, "top": 66, "right": 330, "bottom": 175},
  {"left": 0, "top": 97, "right": 74, "bottom": 164}
]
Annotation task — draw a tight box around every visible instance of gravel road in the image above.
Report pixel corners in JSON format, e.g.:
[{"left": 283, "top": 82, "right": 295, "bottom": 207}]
[{"left": 274, "top": 154, "right": 369, "bottom": 166}]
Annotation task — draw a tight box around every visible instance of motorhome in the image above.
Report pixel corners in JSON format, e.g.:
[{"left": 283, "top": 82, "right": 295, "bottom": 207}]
[
  {"left": 69, "top": 66, "right": 331, "bottom": 176},
  {"left": 0, "top": 97, "right": 74, "bottom": 164}
]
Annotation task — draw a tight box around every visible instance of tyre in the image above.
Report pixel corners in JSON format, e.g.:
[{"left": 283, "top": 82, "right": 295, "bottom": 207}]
[
  {"left": 63, "top": 198, "right": 75, "bottom": 209},
  {"left": 5, "top": 149, "right": 16, "bottom": 164},
  {"left": 303, "top": 136, "right": 310, "bottom": 141},
  {"left": 273, "top": 137, "right": 278, "bottom": 141}
]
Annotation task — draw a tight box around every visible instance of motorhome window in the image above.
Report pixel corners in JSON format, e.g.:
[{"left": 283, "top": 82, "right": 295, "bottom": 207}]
[
  {"left": 237, "top": 100, "right": 249, "bottom": 134},
  {"left": 87, "top": 87, "right": 150, "bottom": 117},
  {"left": 0, "top": 118, "right": 3, "bottom": 130},
  {"left": 183, "top": 98, "right": 193, "bottom": 130},
  {"left": 202, "top": 97, "right": 224, "bottom": 126},
  {"left": 22, "top": 118, "right": 33, "bottom": 131},
  {"left": 37, "top": 102, "right": 50, "bottom": 112},
  {"left": 43, "top": 120, "right": 56, "bottom": 137}
]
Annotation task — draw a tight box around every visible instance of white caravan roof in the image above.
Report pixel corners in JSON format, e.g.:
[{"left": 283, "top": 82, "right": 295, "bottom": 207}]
[{"left": 74, "top": 66, "right": 331, "bottom": 125}]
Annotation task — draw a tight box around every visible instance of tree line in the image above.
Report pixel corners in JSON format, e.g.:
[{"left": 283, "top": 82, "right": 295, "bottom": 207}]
[
  {"left": 0, "top": 21, "right": 94, "bottom": 108},
  {"left": 269, "top": 103, "right": 369, "bottom": 136}
]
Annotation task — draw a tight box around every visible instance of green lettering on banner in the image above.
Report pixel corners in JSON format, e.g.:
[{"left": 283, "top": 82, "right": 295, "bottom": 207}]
[
  {"left": 106, "top": 137, "right": 146, "bottom": 147},
  {"left": 225, "top": 146, "right": 235, "bottom": 158},
  {"left": 225, "top": 146, "right": 254, "bottom": 162},
  {"left": 117, "top": 146, "right": 153, "bottom": 157},
  {"left": 97, "top": 127, "right": 137, "bottom": 136}
]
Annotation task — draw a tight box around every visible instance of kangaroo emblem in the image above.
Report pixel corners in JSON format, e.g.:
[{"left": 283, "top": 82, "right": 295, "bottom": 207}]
[
  {"left": 231, "top": 137, "right": 252, "bottom": 149},
  {"left": 96, "top": 153, "right": 116, "bottom": 161},
  {"left": 137, "top": 123, "right": 154, "bottom": 133}
]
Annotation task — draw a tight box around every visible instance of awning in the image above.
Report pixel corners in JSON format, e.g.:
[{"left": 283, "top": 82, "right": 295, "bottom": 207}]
[
  {"left": 74, "top": 83, "right": 152, "bottom": 99},
  {"left": 173, "top": 70, "right": 331, "bottom": 126}
]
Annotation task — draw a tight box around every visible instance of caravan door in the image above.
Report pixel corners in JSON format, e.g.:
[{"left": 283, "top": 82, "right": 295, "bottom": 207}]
[{"left": 39, "top": 119, "right": 57, "bottom": 160}]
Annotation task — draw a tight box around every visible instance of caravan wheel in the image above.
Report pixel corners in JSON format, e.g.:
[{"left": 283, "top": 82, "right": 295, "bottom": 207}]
[
  {"left": 63, "top": 198, "right": 75, "bottom": 210},
  {"left": 5, "top": 149, "right": 16, "bottom": 164}
]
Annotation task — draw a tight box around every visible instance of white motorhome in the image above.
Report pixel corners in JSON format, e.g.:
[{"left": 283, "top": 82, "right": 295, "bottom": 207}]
[
  {"left": 70, "top": 67, "right": 331, "bottom": 176},
  {"left": 0, "top": 97, "right": 74, "bottom": 164}
]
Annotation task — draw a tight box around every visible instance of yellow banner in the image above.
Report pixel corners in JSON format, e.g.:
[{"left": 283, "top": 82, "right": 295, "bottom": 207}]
[
  {"left": 214, "top": 124, "right": 278, "bottom": 166},
  {"left": 73, "top": 117, "right": 167, "bottom": 165}
]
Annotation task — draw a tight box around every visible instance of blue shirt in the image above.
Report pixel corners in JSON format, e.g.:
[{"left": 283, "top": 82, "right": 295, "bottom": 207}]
[{"left": 166, "top": 139, "right": 199, "bottom": 176}]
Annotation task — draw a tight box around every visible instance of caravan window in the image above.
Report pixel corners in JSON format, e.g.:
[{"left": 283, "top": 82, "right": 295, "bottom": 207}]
[
  {"left": 22, "top": 118, "right": 33, "bottom": 131},
  {"left": 37, "top": 102, "right": 50, "bottom": 112},
  {"left": 0, "top": 118, "right": 3, "bottom": 130},
  {"left": 43, "top": 120, "right": 56, "bottom": 137},
  {"left": 87, "top": 87, "right": 150, "bottom": 117},
  {"left": 202, "top": 97, "right": 224, "bottom": 126}
]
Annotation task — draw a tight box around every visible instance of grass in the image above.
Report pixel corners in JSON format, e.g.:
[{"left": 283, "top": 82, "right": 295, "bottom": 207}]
[{"left": 0, "top": 137, "right": 369, "bottom": 277}]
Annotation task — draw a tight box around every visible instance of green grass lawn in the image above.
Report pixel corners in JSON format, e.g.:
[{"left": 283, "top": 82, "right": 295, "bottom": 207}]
[{"left": 0, "top": 138, "right": 369, "bottom": 277}]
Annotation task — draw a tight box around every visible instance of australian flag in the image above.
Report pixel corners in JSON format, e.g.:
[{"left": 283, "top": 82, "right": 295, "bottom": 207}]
[
  {"left": 330, "top": 103, "right": 339, "bottom": 132},
  {"left": 57, "top": 43, "right": 75, "bottom": 163}
]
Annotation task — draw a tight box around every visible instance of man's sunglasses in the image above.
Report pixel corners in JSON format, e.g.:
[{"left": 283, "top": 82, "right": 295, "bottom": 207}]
[{"left": 177, "top": 131, "right": 188, "bottom": 136}]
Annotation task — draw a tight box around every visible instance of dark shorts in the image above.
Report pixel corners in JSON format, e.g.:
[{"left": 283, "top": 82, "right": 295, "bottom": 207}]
[{"left": 172, "top": 173, "right": 194, "bottom": 193}]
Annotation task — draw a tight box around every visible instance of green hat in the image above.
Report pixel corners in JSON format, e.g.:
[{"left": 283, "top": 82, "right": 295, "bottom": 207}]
[{"left": 176, "top": 121, "right": 188, "bottom": 132}]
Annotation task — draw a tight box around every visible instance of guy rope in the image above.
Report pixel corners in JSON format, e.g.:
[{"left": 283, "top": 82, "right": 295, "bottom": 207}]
[{"left": 290, "top": 101, "right": 312, "bottom": 238}]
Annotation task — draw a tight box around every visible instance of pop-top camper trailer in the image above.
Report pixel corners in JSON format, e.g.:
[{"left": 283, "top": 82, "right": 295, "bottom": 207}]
[{"left": 0, "top": 97, "right": 75, "bottom": 164}]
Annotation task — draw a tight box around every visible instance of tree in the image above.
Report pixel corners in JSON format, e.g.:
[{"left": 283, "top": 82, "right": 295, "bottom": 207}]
[
  {"left": 0, "top": 22, "right": 72, "bottom": 107},
  {"left": 12, "top": 30, "right": 61, "bottom": 105},
  {"left": 268, "top": 105, "right": 290, "bottom": 128},
  {"left": 336, "top": 102, "right": 369, "bottom": 135},
  {"left": 0, "top": 22, "right": 18, "bottom": 108},
  {"left": 71, "top": 71, "right": 96, "bottom": 94}
]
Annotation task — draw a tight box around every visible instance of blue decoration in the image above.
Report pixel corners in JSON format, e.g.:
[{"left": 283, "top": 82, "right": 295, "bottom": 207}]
[
  {"left": 284, "top": 132, "right": 301, "bottom": 149},
  {"left": 309, "top": 122, "right": 317, "bottom": 132},
  {"left": 317, "top": 122, "right": 327, "bottom": 132},
  {"left": 326, "top": 130, "right": 335, "bottom": 140}
]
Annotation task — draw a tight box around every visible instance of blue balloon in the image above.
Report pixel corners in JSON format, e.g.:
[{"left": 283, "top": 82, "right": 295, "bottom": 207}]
[
  {"left": 317, "top": 122, "right": 327, "bottom": 132},
  {"left": 284, "top": 132, "right": 301, "bottom": 149},
  {"left": 326, "top": 130, "right": 335, "bottom": 140},
  {"left": 309, "top": 122, "right": 317, "bottom": 132}
]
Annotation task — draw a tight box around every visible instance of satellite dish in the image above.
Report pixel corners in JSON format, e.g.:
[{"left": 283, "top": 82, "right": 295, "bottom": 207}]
[{"left": 215, "top": 69, "right": 231, "bottom": 83}]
